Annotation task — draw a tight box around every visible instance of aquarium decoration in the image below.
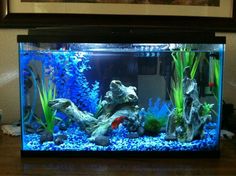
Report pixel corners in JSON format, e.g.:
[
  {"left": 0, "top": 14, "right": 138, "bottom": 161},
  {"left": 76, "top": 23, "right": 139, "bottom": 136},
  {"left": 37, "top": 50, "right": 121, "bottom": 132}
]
[
  {"left": 37, "top": 77, "right": 57, "bottom": 135},
  {"left": 18, "top": 36, "right": 224, "bottom": 156},
  {"left": 166, "top": 67, "right": 213, "bottom": 142},
  {"left": 48, "top": 80, "right": 144, "bottom": 145},
  {"left": 43, "top": 51, "right": 100, "bottom": 114},
  {"left": 144, "top": 117, "right": 162, "bottom": 136},
  {"left": 143, "top": 98, "right": 172, "bottom": 136},
  {"left": 170, "top": 48, "right": 201, "bottom": 118},
  {"left": 22, "top": 50, "right": 100, "bottom": 114},
  {"left": 166, "top": 48, "right": 216, "bottom": 142}
]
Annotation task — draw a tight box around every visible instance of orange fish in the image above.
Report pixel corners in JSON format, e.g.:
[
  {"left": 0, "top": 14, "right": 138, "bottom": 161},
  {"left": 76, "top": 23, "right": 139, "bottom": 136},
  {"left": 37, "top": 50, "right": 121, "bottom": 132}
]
[{"left": 111, "top": 116, "right": 127, "bottom": 129}]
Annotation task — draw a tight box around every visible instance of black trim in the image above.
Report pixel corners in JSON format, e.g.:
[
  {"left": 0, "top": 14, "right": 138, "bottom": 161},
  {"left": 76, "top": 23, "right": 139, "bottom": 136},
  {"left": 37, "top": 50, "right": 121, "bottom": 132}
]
[
  {"left": 21, "top": 150, "right": 220, "bottom": 158},
  {"left": 27, "top": 26, "right": 218, "bottom": 36},
  {"left": 17, "top": 28, "right": 226, "bottom": 43}
]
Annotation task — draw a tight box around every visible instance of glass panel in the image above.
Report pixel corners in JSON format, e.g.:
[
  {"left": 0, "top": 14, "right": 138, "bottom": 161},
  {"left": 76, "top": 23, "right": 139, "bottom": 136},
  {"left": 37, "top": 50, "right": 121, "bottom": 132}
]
[{"left": 19, "top": 42, "right": 224, "bottom": 152}]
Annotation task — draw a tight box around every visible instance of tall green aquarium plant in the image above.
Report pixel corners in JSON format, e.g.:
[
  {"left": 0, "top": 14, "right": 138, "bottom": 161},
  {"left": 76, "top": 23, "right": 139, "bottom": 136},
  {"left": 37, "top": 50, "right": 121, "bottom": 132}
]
[
  {"left": 171, "top": 48, "right": 202, "bottom": 122},
  {"left": 209, "top": 56, "right": 220, "bottom": 100},
  {"left": 37, "top": 74, "right": 58, "bottom": 134}
]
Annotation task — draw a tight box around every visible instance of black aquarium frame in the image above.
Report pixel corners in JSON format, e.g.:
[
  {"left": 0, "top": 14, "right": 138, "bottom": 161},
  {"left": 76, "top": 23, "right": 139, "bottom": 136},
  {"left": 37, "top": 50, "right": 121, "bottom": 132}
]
[
  {"left": 21, "top": 150, "right": 220, "bottom": 158},
  {"left": 18, "top": 29, "right": 225, "bottom": 43},
  {"left": 18, "top": 29, "right": 225, "bottom": 158}
]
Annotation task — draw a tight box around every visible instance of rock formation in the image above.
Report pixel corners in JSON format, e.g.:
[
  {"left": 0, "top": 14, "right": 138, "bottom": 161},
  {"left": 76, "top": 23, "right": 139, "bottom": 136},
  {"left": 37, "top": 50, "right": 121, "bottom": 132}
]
[{"left": 166, "top": 67, "right": 213, "bottom": 142}]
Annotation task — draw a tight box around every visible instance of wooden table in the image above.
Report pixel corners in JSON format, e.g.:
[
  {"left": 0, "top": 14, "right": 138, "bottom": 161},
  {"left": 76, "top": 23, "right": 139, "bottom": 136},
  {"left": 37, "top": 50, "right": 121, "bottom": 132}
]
[{"left": 0, "top": 132, "right": 236, "bottom": 176}]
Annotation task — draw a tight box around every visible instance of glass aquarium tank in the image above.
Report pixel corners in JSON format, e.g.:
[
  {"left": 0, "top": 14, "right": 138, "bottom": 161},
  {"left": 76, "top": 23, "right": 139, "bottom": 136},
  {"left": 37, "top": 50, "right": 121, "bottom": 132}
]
[{"left": 18, "top": 33, "right": 225, "bottom": 157}]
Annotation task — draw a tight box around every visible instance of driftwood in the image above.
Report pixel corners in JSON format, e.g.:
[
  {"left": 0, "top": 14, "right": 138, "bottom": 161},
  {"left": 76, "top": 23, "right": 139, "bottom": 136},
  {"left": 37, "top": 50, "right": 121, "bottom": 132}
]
[{"left": 49, "top": 80, "right": 144, "bottom": 142}]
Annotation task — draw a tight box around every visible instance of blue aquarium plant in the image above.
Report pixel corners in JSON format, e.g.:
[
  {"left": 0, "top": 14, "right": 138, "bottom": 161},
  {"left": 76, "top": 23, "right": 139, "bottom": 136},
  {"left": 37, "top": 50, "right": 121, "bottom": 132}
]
[
  {"left": 43, "top": 51, "right": 100, "bottom": 114},
  {"left": 23, "top": 50, "right": 100, "bottom": 114}
]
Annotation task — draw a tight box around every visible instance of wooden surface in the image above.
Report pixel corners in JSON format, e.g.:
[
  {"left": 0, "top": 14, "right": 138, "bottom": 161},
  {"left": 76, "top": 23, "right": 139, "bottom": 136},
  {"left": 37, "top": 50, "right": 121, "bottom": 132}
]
[{"left": 0, "top": 132, "right": 236, "bottom": 176}]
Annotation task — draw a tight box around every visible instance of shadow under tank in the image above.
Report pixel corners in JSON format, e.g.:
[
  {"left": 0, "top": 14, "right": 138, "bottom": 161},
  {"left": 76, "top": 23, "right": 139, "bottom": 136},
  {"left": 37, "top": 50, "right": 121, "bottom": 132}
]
[{"left": 18, "top": 29, "right": 225, "bottom": 157}]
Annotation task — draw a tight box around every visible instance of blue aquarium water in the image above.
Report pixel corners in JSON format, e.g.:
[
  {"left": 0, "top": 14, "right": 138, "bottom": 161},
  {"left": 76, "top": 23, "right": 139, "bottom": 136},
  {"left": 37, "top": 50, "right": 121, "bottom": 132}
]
[{"left": 18, "top": 40, "right": 224, "bottom": 154}]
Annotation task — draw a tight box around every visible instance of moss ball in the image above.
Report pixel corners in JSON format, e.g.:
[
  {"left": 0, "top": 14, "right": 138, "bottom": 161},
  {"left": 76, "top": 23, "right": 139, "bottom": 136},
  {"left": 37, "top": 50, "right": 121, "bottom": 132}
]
[{"left": 144, "top": 117, "right": 162, "bottom": 136}]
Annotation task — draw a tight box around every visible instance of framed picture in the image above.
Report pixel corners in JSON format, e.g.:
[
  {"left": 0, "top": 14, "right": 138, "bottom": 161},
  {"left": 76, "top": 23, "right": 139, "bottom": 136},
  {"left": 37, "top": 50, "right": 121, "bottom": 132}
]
[{"left": 0, "top": 0, "right": 236, "bottom": 31}]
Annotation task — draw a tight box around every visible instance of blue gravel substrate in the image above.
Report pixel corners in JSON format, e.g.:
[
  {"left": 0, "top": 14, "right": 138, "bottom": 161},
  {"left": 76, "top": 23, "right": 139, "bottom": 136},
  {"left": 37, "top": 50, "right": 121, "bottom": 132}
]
[{"left": 23, "top": 123, "right": 218, "bottom": 152}]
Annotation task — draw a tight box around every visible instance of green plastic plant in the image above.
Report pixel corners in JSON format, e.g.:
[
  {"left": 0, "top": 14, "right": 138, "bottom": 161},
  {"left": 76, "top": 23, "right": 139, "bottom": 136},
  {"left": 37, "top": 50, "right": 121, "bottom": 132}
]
[
  {"left": 143, "top": 98, "right": 172, "bottom": 128},
  {"left": 144, "top": 116, "right": 162, "bottom": 136},
  {"left": 145, "top": 113, "right": 166, "bottom": 128},
  {"left": 172, "top": 83, "right": 183, "bottom": 117},
  {"left": 213, "top": 59, "right": 220, "bottom": 99},
  {"left": 37, "top": 78, "right": 58, "bottom": 134},
  {"left": 204, "top": 55, "right": 220, "bottom": 100},
  {"left": 201, "top": 103, "right": 214, "bottom": 116}
]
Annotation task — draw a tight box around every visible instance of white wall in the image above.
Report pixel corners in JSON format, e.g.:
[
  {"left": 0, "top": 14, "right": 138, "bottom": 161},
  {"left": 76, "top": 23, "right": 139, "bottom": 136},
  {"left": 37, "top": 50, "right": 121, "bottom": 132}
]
[
  {"left": 216, "top": 33, "right": 236, "bottom": 107},
  {"left": 0, "top": 30, "right": 235, "bottom": 123},
  {"left": 138, "top": 61, "right": 166, "bottom": 108},
  {"left": 0, "top": 29, "right": 27, "bottom": 123}
]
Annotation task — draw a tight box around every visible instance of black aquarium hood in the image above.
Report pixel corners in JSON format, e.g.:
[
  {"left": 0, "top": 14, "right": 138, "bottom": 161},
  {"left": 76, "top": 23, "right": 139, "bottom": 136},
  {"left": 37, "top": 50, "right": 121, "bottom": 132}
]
[
  {"left": 28, "top": 26, "right": 216, "bottom": 36},
  {"left": 19, "top": 26, "right": 224, "bottom": 44}
]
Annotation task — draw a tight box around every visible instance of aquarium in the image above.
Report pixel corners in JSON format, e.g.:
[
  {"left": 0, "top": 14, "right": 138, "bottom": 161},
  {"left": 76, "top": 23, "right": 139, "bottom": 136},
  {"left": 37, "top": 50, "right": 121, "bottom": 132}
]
[{"left": 18, "top": 34, "right": 225, "bottom": 157}]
